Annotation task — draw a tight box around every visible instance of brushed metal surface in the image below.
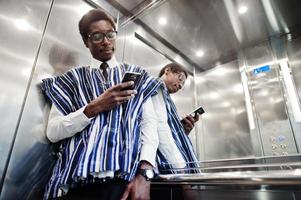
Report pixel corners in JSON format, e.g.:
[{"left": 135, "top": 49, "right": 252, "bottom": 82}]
[
  {"left": 0, "top": 0, "right": 94, "bottom": 199},
  {"left": 0, "top": 0, "right": 53, "bottom": 191}
]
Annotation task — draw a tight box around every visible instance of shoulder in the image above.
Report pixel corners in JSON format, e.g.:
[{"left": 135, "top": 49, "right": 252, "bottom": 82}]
[{"left": 120, "top": 63, "right": 146, "bottom": 73}]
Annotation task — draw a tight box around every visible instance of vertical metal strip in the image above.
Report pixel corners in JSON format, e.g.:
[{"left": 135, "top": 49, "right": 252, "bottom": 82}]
[{"left": 0, "top": 0, "right": 56, "bottom": 195}]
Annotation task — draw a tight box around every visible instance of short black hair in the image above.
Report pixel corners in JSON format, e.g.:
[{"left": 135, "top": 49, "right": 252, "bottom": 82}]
[
  {"left": 158, "top": 63, "right": 188, "bottom": 78},
  {"left": 78, "top": 9, "right": 116, "bottom": 44}
]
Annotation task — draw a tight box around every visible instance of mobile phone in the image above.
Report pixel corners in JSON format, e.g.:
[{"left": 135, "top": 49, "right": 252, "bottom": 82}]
[
  {"left": 189, "top": 106, "right": 205, "bottom": 118},
  {"left": 121, "top": 72, "right": 141, "bottom": 90}
]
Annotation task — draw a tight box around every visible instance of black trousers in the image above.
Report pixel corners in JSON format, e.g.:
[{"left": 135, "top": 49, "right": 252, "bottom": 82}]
[{"left": 57, "top": 178, "right": 128, "bottom": 200}]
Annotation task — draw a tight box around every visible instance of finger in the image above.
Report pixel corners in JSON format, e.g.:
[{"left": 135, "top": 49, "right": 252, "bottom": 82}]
[
  {"left": 183, "top": 117, "right": 193, "bottom": 129},
  {"left": 110, "top": 81, "right": 135, "bottom": 91},
  {"left": 182, "top": 117, "right": 192, "bottom": 128},
  {"left": 186, "top": 115, "right": 195, "bottom": 123},
  {"left": 115, "top": 96, "right": 134, "bottom": 104},
  {"left": 116, "top": 89, "right": 137, "bottom": 97},
  {"left": 194, "top": 113, "right": 200, "bottom": 121}
]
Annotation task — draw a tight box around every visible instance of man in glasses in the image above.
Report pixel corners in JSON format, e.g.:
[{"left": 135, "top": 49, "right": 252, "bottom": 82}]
[
  {"left": 152, "top": 63, "right": 200, "bottom": 173},
  {"left": 42, "top": 9, "right": 161, "bottom": 200}
]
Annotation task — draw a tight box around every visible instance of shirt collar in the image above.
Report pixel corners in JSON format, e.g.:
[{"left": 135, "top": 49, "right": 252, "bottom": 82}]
[{"left": 90, "top": 56, "right": 118, "bottom": 69}]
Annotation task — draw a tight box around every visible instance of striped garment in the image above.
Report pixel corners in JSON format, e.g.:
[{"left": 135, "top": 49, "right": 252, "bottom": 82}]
[
  {"left": 41, "top": 64, "right": 161, "bottom": 199},
  {"left": 156, "top": 85, "right": 200, "bottom": 174}
]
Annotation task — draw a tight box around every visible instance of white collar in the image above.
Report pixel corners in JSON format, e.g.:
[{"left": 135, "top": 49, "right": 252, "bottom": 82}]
[{"left": 90, "top": 56, "right": 118, "bottom": 69}]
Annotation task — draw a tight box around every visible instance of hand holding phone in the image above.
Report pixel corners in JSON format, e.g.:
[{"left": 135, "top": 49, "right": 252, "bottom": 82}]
[
  {"left": 181, "top": 106, "right": 204, "bottom": 134},
  {"left": 189, "top": 106, "right": 205, "bottom": 119},
  {"left": 121, "top": 72, "right": 141, "bottom": 90}
]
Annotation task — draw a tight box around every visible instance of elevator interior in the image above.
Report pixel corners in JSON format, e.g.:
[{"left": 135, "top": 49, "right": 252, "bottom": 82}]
[{"left": 0, "top": 0, "right": 301, "bottom": 199}]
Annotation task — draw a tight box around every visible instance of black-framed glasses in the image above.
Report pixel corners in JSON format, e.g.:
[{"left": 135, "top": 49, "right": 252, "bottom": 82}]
[
  {"left": 88, "top": 30, "right": 117, "bottom": 43},
  {"left": 174, "top": 72, "right": 186, "bottom": 86}
]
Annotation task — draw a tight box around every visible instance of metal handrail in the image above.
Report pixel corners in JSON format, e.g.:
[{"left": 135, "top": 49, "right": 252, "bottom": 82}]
[{"left": 155, "top": 169, "right": 301, "bottom": 186}]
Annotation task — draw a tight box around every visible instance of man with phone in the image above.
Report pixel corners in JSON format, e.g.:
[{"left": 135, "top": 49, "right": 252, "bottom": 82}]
[
  {"left": 148, "top": 63, "right": 200, "bottom": 174},
  {"left": 42, "top": 9, "right": 161, "bottom": 200}
]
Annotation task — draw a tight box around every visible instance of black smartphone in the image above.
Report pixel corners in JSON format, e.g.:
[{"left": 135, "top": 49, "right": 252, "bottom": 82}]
[
  {"left": 189, "top": 106, "right": 205, "bottom": 119},
  {"left": 121, "top": 72, "right": 141, "bottom": 90}
]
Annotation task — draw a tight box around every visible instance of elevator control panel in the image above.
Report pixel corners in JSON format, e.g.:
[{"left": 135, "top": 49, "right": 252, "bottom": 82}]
[{"left": 261, "top": 121, "right": 298, "bottom": 156}]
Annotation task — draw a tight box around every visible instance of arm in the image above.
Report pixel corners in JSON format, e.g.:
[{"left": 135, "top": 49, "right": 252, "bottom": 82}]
[
  {"left": 47, "top": 81, "right": 137, "bottom": 143},
  {"left": 121, "top": 97, "right": 158, "bottom": 200},
  {"left": 154, "top": 90, "right": 186, "bottom": 169},
  {"left": 46, "top": 105, "right": 91, "bottom": 143}
]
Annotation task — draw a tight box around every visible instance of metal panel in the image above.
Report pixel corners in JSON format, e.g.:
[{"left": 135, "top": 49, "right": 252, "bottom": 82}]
[
  {"left": 0, "top": 0, "right": 95, "bottom": 199},
  {"left": 286, "top": 36, "right": 301, "bottom": 154},
  {"left": 0, "top": 0, "right": 53, "bottom": 190},
  {"left": 151, "top": 184, "right": 296, "bottom": 200},
  {"left": 243, "top": 43, "right": 298, "bottom": 156},
  {"left": 287, "top": 37, "right": 301, "bottom": 110},
  {"left": 195, "top": 60, "right": 254, "bottom": 160}
]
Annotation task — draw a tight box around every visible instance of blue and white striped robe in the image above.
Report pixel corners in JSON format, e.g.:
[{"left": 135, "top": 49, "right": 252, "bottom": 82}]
[
  {"left": 156, "top": 85, "right": 200, "bottom": 174},
  {"left": 41, "top": 64, "right": 161, "bottom": 199}
]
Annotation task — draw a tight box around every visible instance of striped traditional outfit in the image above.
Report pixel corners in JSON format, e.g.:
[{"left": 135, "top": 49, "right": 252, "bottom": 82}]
[
  {"left": 156, "top": 85, "right": 200, "bottom": 174},
  {"left": 41, "top": 64, "right": 161, "bottom": 199}
]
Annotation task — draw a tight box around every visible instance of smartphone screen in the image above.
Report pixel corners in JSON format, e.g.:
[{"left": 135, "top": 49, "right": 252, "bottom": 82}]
[
  {"left": 121, "top": 72, "right": 141, "bottom": 90},
  {"left": 189, "top": 106, "right": 205, "bottom": 118}
]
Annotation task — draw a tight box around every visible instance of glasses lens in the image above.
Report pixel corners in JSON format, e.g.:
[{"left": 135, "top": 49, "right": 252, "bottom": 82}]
[
  {"left": 106, "top": 31, "right": 117, "bottom": 40},
  {"left": 91, "top": 33, "right": 103, "bottom": 42},
  {"left": 177, "top": 73, "right": 186, "bottom": 84}
]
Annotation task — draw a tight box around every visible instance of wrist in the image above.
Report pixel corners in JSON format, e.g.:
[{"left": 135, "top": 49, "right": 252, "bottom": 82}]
[
  {"left": 136, "top": 168, "right": 155, "bottom": 181},
  {"left": 139, "top": 160, "right": 153, "bottom": 169},
  {"left": 84, "top": 103, "right": 99, "bottom": 118}
]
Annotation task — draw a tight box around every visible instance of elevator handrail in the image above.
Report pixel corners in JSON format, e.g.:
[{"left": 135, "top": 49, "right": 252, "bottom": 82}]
[{"left": 155, "top": 169, "right": 301, "bottom": 186}]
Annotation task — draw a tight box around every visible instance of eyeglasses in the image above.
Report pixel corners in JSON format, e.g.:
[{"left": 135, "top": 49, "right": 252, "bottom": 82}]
[
  {"left": 174, "top": 72, "right": 186, "bottom": 86},
  {"left": 88, "top": 30, "right": 117, "bottom": 43}
]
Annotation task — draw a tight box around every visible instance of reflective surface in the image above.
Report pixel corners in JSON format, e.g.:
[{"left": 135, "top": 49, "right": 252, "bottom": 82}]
[
  {"left": 108, "top": 0, "right": 301, "bottom": 71},
  {"left": 1, "top": 0, "right": 301, "bottom": 198},
  {"left": 0, "top": 0, "right": 94, "bottom": 199},
  {"left": 195, "top": 61, "right": 254, "bottom": 160},
  {"left": 0, "top": 0, "right": 53, "bottom": 187},
  {"left": 111, "top": 0, "right": 301, "bottom": 162}
]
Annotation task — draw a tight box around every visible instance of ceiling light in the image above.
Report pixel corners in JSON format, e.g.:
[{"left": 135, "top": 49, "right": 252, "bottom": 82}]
[
  {"left": 238, "top": 6, "right": 248, "bottom": 14},
  {"left": 196, "top": 50, "right": 204, "bottom": 57},
  {"left": 158, "top": 17, "right": 167, "bottom": 25}
]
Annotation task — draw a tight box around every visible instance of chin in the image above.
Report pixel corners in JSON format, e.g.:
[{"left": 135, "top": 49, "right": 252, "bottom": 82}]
[
  {"left": 99, "top": 54, "right": 112, "bottom": 62},
  {"left": 168, "top": 89, "right": 176, "bottom": 94}
]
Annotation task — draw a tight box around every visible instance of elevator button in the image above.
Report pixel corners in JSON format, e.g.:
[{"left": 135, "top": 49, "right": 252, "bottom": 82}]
[
  {"left": 278, "top": 135, "right": 286, "bottom": 142},
  {"left": 271, "top": 144, "right": 278, "bottom": 150},
  {"left": 280, "top": 143, "right": 287, "bottom": 149}
]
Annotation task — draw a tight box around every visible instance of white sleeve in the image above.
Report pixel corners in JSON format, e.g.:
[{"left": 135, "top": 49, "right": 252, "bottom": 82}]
[
  {"left": 153, "top": 90, "right": 186, "bottom": 168},
  {"left": 46, "top": 105, "right": 92, "bottom": 143},
  {"left": 140, "top": 97, "right": 159, "bottom": 167}
]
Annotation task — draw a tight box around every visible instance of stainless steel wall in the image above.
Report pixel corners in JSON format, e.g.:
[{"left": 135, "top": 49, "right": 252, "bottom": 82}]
[
  {"left": 1, "top": 0, "right": 301, "bottom": 199},
  {"left": 286, "top": 37, "right": 301, "bottom": 147},
  {"left": 0, "top": 0, "right": 54, "bottom": 197},
  {"left": 195, "top": 60, "right": 254, "bottom": 160},
  {"left": 241, "top": 42, "right": 298, "bottom": 157},
  {"left": 0, "top": 0, "right": 97, "bottom": 199}
]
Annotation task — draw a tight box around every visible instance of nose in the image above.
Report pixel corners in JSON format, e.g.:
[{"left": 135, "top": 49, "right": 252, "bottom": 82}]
[{"left": 101, "top": 36, "right": 110, "bottom": 45}]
